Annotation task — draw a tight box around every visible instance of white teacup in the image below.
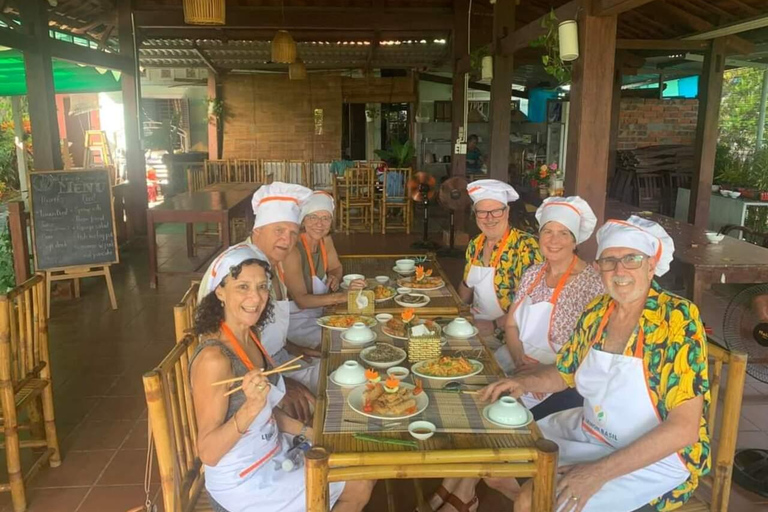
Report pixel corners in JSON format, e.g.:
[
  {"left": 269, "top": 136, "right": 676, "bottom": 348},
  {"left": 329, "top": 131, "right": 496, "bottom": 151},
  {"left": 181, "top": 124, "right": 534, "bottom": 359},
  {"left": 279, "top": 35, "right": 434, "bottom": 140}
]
[
  {"left": 344, "top": 322, "right": 374, "bottom": 342},
  {"left": 397, "top": 287, "right": 412, "bottom": 295},
  {"left": 487, "top": 397, "right": 528, "bottom": 425},
  {"left": 375, "top": 313, "right": 393, "bottom": 324},
  {"left": 375, "top": 275, "right": 390, "bottom": 285},
  {"left": 343, "top": 273, "right": 365, "bottom": 287},
  {"left": 333, "top": 360, "right": 366, "bottom": 386},
  {"left": 395, "top": 259, "right": 415, "bottom": 272},
  {"left": 445, "top": 318, "right": 474, "bottom": 337}
]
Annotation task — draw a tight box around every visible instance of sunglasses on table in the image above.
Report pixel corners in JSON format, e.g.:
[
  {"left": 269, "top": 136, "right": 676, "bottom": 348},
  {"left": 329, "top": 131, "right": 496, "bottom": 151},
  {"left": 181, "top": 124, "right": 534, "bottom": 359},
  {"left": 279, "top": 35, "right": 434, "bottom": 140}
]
[{"left": 596, "top": 253, "right": 648, "bottom": 272}]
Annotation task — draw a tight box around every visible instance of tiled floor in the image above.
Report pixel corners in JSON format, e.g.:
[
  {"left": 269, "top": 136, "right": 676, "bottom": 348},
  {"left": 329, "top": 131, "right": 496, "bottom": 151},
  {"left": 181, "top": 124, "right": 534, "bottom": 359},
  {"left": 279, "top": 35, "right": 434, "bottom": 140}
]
[{"left": 3, "top": 229, "right": 768, "bottom": 511}]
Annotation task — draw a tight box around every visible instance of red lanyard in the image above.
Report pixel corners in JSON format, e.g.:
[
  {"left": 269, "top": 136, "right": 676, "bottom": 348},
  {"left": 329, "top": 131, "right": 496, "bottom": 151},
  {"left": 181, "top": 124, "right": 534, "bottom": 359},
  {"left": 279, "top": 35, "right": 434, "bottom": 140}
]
[
  {"left": 220, "top": 322, "right": 276, "bottom": 368},
  {"left": 299, "top": 234, "right": 327, "bottom": 278}
]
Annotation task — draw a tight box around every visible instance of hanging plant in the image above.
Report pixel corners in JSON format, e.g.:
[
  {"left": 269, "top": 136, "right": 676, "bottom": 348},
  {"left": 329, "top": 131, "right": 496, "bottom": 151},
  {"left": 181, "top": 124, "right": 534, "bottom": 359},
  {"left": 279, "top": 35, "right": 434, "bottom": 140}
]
[
  {"left": 207, "top": 98, "right": 225, "bottom": 124},
  {"left": 469, "top": 45, "right": 491, "bottom": 81},
  {"left": 530, "top": 9, "right": 572, "bottom": 85}
]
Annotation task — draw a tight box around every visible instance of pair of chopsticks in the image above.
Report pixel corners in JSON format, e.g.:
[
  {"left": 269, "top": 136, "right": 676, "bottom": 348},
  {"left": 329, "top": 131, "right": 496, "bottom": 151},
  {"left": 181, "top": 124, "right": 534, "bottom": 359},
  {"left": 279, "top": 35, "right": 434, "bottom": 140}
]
[{"left": 212, "top": 355, "right": 304, "bottom": 397}]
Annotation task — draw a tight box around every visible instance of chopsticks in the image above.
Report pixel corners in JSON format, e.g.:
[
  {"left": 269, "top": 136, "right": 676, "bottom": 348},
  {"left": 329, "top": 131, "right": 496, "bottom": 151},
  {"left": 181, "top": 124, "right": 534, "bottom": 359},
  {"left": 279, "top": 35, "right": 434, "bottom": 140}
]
[
  {"left": 352, "top": 433, "right": 418, "bottom": 448},
  {"left": 212, "top": 355, "right": 304, "bottom": 396}
]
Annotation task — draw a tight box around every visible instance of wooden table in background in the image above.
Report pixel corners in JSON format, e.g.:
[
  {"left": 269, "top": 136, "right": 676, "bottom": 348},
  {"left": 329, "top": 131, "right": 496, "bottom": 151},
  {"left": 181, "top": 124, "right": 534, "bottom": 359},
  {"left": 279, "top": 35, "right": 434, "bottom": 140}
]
[
  {"left": 146, "top": 183, "right": 260, "bottom": 288},
  {"left": 331, "top": 254, "right": 470, "bottom": 317},
  {"left": 606, "top": 199, "right": 768, "bottom": 304}
]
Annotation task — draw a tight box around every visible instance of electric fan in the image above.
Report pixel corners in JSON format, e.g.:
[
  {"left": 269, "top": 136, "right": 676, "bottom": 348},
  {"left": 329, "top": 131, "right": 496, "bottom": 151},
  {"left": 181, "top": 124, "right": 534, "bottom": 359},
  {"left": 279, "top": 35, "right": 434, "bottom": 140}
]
[
  {"left": 722, "top": 284, "right": 768, "bottom": 498},
  {"left": 436, "top": 176, "right": 470, "bottom": 258},
  {"left": 407, "top": 171, "right": 439, "bottom": 250}
]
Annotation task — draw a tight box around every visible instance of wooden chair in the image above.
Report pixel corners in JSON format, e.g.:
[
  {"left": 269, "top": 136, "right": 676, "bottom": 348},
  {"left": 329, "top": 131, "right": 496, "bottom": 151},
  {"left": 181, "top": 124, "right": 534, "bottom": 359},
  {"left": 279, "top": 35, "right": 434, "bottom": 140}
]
[
  {"left": 718, "top": 225, "right": 768, "bottom": 248},
  {"left": 204, "top": 160, "right": 231, "bottom": 187},
  {"left": 664, "top": 172, "right": 693, "bottom": 216},
  {"left": 288, "top": 160, "right": 310, "bottom": 186},
  {"left": 311, "top": 161, "right": 333, "bottom": 192},
  {"left": 234, "top": 159, "right": 265, "bottom": 183},
  {"left": 339, "top": 166, "right": 375, "bottom": 235},
  {"left": 261, "top": 160, "right": 288, "bottom": 183},
  {"left": 678, "top": 342, "right": 747, "bottom": 512},
  {"left": 380, "top": 167, "right": 412, "bottom": 234},
  {"left": 144, "top": 334, "right": 213, "bottom": 512},
  {"left": 634, "top": 172, "right": 664, "bottom": 212},
  {"left": 186, "top": 163, "right": 206, "bottom": 192},
  {"left": 0, "top": 275, "right": 61, "bottom": 512},
  {"left": 173, "top": 282, "right": 200, "bottom": 342}
]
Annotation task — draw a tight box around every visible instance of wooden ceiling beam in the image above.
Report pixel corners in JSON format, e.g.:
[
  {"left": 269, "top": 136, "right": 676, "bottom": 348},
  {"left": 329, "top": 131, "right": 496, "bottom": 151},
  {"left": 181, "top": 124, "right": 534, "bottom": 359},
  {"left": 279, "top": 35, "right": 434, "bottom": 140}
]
[
  {"left": 500, "top": 0, "right": 581, "bottom": 54},
  {"left": 616, "top": 38, "right": 709, "bottom": 51},
  {"left": 138, "top": 28, "right": 448, "bottom": 42},
  {"left": 653, "top": 2, "right": 754, "bottom": 55},
  {"left": 722, "top": 0, "right": 760, "bottom": 16},
  {"left": 596, "top": 0, "right": 656, "bottom": 17}
]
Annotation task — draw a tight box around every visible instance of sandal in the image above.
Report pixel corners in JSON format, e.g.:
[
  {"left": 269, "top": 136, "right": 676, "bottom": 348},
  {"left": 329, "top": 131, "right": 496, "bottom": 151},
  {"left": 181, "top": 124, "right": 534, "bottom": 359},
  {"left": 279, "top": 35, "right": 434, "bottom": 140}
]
[
  {"left": 442, "top": 493, "right": 479, "bottom": 512},
  {"left": 414, "top": 484, "right": 451, "bottom": 512}
]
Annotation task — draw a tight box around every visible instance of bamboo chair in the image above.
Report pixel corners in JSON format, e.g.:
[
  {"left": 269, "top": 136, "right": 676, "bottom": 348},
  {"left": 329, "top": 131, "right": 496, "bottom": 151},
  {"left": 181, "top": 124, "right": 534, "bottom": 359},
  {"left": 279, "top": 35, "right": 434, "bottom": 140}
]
[
  {"left": 203, "top": 160, "right": 231, "bottom": 186},
  {"left": 380, "top": 167, "right": 412, "bottom": 234},
  {"left": 0, "top": 275, "right": 61, "bottom": 512},
  {"left": 261, "top": 160, "right": 288, "bottom": 183},
  {"left": 173, "top": 282, "right": 200, "bottom": 343},
  {"left": 144, "top": 334, "right": 213, "bottom": 512},
  {"left": 634, "top": 172, "right": 664, "bottom": 213},
  {"left": 185, "top": 163, "right": 206, "bottom": 192},
  {"left": 234, "top": 159, "right": 265, "bottom": 183},
  {"left": 339, "top": 167, "right": 375, "bottom": 235},
  {"left": 311, "top": 162, "right": 333, "bottom": 192},
  {"left": 678, "top": 342, "right": 747, "bottom": 512}
]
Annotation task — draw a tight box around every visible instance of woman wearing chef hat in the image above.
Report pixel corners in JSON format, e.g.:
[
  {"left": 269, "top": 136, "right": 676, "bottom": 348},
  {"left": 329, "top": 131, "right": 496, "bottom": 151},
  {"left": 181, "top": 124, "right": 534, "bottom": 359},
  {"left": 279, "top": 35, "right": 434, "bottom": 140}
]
[
  {"left": 459, "top": 179, "right": 542, "bottom": 337},
  {"left": 189, "top": 244, "right": 373, "bottom": 512},
  {"left": 498, "top": 196, "right": 604, "bottom": 417}
]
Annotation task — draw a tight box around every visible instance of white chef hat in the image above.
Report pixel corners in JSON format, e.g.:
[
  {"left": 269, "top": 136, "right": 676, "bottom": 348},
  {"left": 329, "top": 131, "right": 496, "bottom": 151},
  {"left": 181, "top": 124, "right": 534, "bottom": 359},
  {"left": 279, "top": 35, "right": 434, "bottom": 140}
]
[
  {"left": 536, "top": 196, "right": 597, "bottom": 244},
  {"left": 202, "top": 243, "right": 270, "bottom": 297},
  {"left": 467, "top": 179, "right": 519, "bottom": 206},
  {"left": 300, "top": 191, "right": 335, "bottom": 223},
  {"left": 596, "top": 216, "right": 675, "bottom": 276},
  {"left": 252, "top": 182, "right": 313, "bottom": 229}
]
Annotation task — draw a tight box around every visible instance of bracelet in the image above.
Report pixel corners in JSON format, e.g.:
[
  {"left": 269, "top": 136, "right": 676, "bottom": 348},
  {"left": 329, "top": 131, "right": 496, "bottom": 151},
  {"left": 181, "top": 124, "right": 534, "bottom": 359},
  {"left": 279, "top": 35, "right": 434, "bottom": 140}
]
[{"left": 233, "top": 412, "right": 246, "bottom": 435}]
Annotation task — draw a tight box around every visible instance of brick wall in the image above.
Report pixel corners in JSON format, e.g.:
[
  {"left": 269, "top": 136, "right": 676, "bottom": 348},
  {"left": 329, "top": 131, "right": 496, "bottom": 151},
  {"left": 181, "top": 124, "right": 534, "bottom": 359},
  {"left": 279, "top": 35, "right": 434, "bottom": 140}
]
[
  {"left": 222, "top": 74, "right": 342, "bottom": 161},
  {"left": 617, "top": 98, "right": 698, "bottom": 150}
]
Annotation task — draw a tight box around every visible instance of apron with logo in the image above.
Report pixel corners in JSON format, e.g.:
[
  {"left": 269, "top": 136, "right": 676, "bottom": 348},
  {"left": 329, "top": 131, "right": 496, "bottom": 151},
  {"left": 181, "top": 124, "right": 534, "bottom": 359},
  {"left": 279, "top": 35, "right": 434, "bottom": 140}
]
[
  {"left": 466, "top": 230, "right": 516, "bottom": 322},
  {"left": 537, "top": 303, "right": 690, "bottom": 512},
  {"left": 495, "top": 257, "right": 577, "bottom": 409},
  {"left": 262, "top": 264, "right": 320, "bottom": 392},
  {"left": 205, "top": 325, "right": 344, "bottom": 512},
  {"left": 287, "top": 235, "right": 329, "bottom": 349}
]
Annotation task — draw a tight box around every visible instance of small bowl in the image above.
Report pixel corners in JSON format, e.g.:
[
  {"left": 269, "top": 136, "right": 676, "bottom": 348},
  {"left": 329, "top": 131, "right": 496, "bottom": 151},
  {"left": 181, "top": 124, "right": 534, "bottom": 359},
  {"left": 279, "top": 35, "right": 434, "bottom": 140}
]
[
  {"left": 375, "top": 275, "right": 390, "bottom": 285},
  {"left": 332, "top": 360, "right": 366, "bottom": 386},
  {"left": 344, "top": 322, "right": 375, "bottom": 342},
  {"left": 487, "top": 397, "right": 528, "bottom": 426},
  {"left": 387, "top": 366, "right": 410, "bottom": 380},
  {"left": 395, "top": 259, "right": 415, "bottom": 272},
  {"left": 408, "top": 421, "right": 436, "bottom": 440},
  {"left": 343, "top": 273, "right": 365, "bottom": 287},
  {"left": 705, "top": 231, "right": 725, "bottom": 244},
  {"left": 719, "top": 189, "right": 730, "bottom": 197},
  {"left": 729, "top": 191, "right": 742, "bottom": 199},
  {"left": 711, "top": 185, "right": 720, "bottom": 192},
  {"left": 375, "top": 313, "right": 393, "bottom": 324},
  {"left": 397, "top": 287, "right": 412, "bottom": 295},
  {"left": 445, "top": 318, "right": 475, "bottom": 337}
]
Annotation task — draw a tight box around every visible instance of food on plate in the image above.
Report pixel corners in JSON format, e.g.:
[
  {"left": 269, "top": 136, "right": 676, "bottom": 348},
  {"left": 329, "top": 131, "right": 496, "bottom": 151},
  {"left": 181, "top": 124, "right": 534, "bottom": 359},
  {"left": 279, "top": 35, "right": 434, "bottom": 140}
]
[
  {"left": 414, "top": 265, "right": 433, "bottom": 282},
  {"left": 398, "top": 294, "right": 428, "bottom": 305},
  {"left": 374, "top": 285, "right": 396, "bottom": 300},
  {"left": 325, "top": 315, "right": 369, "bottom": 328},
  {"left": 383, "top": 376, "right": 400, "bottom": 393},
  {"left": 363, "top": 344, "right": 404, "bottom": 364},
  {"left": 398, "top": 276, "right": 445, "bottom": 289},
  {"left": 417, "top": 356, "right": 477, "bottom": 377},
  {"left": 365, "top": 368, "right": 381, "bottom": 383},
  {"left": 384, "top": 317, "right": 436, "bottom": 338},
  {"left": 363, "top": 383, "right": 417, "bottom": 416}
]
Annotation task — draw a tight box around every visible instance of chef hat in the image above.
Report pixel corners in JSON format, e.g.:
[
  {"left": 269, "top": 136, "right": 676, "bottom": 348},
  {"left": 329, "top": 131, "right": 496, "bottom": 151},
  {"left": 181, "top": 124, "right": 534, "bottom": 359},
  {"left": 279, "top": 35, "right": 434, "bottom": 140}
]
[
  {"left": 536, "top": 196, "right": 597, "bottom": 245},
  {"left": 467, "top": 179, "right": 519, "bottom": 207},
  {"left": 252, "top": 182, "right": 313, "bottom": 229},
  {"left": 202, "top": 244, "right": 270, "bottom": 297},
  {"left": 300, "top": 191, "right": 335, "bottom": 223},
  {"left": 596, "top": 216, "right": 675, "bottom": 276}
]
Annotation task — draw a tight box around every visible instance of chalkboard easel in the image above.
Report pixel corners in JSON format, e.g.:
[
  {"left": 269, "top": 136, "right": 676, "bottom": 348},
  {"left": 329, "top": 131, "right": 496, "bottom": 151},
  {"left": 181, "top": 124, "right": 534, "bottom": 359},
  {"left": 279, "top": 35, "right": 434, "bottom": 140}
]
[{"left": 28, "top": 169, "right": 119, "bottom": 315}]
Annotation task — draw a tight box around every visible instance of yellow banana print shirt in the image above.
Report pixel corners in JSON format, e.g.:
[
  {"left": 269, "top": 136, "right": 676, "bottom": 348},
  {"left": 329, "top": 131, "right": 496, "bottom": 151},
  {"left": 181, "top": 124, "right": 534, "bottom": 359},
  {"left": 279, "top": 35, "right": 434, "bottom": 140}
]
[
  {"left": 556, "top": 280, "right": 711, "bottom": 511},
  {"left": 463, "top": 229, "right": 543, "bottom": 313}
]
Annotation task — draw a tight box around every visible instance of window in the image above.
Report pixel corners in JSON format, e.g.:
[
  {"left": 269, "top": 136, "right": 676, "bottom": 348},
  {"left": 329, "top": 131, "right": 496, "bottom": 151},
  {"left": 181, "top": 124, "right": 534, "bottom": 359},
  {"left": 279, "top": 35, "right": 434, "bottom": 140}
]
[{"left": 434, "top": 101, "right": 452, "bottom": 122}]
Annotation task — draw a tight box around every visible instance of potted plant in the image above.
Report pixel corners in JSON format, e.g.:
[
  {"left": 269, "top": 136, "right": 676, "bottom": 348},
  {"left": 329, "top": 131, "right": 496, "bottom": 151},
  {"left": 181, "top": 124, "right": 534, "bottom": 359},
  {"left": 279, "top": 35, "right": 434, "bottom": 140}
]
[
  {"left": 530, "top": 10, "right": 572, "bottom": 85},
  {"left": 375, "top": 139, "right": 416, "bottom": 168}
]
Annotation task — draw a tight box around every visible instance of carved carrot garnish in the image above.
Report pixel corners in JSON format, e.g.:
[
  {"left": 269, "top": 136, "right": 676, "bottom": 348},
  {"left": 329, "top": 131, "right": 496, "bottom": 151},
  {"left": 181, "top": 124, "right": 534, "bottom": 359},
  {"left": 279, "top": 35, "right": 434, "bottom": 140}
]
[
  {"left": 401, "top": 308, "right": 415, "bottom": 324},
  {"left": 365, "top": 368, "right": 380, "bottom": 383}
]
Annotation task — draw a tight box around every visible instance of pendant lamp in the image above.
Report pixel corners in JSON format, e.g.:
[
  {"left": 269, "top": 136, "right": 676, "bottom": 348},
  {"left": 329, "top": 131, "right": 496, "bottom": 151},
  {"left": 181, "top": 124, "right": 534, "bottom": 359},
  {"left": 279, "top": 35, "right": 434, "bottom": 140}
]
[
  {"left": 272, "top": 30, "right": 297, "bottom": 63},
  {"left": 558, "top": 20, "right": 579, "bottom": 62},
  {"left": 183, "top": 0, "right": 225, "bottom": 25},
  {"left": 289, "top": 59, "right": 307, "bottom": 80},
  {"left": 481, "top": 55, "right": 493, "bottom": 81}
]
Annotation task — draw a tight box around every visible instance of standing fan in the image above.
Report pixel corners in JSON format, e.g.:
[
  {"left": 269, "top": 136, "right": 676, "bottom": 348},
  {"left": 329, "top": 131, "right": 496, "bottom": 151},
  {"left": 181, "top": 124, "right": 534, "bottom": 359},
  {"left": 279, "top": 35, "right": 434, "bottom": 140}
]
[
  {"left": 408, "top": 172, "right": 439, "bottom": 250},
  {"left": 437, "top": 177, "right": 470, "bottom": 258},
  {"left": 722, "top": 285, "right": 768, "bottom": 498}
]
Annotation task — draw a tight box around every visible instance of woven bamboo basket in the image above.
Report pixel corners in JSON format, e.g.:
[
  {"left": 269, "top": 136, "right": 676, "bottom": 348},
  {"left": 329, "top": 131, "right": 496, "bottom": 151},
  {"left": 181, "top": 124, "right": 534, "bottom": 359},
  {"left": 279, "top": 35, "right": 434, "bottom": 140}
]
[
  {"left": 407, "top": 323, "right": 442, "bottom": 363},
  {"left": 183, "top": 0, "right": 225, "bottom": 25},
  {"left": 272, "top": 30, "right": 297, "bottom": 63}
]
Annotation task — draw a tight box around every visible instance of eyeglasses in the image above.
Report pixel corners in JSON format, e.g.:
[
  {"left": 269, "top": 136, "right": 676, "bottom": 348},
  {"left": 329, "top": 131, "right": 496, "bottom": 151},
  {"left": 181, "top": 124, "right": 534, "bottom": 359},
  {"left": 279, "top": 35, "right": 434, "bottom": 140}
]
[
  {"left": 305, "top": 214, "right": 333, "bottom": 224},
  {"left": 474, "top": 207, "right": 508, "bottom": 220},
  {"left": 596, "top": 254, "right": 647, "bottom": 272}
]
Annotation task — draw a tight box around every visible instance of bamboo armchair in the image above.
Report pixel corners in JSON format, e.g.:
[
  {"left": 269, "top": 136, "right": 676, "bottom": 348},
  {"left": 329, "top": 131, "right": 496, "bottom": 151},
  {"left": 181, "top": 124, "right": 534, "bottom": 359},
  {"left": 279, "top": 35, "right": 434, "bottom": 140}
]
[
  {"left": 186, "top": 163, "right": 206, "bottom": 192},
  {"left": 379, "top": 167, "right": 413, "bottom": 234},
  {"left": 261, "top": 159, "right": 288, "bottom": 183},
  {"left": 173, "top": 282, "right": 200, "bottom": 342},
  {"left": 339, "top": 167, "right": 375, "bottom": 235},
  {"left": 678, "top": 342, "right": 747, "bottom": 512},
  {"left": 204, "top": 160, "right": 231, "bottom": 185},
  {"left": 234, "top": 159, "right": 265, "bottom": 183},
  {"left": 0, "top": 275, "right": 61, "bottom": 512}
]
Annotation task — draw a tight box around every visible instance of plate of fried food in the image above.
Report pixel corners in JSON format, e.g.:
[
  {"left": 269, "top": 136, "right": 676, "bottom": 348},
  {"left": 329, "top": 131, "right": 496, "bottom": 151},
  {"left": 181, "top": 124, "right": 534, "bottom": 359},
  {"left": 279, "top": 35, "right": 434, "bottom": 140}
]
[
  {"left": 317, "top": 315, "right": 377, "bottom": 331},
  {"left": 381, "top": 317, "right": 440, "bottom": 340},
  {"left": 373, "top": 285, "right": 397, "bottom": 303},
  {"left": 348, "top": 379, "right": 429, "bottom": 420},
  {"left": 396, "top": 276, "right": 445, "bottom": 291},
  {"left": 411, "top": 356, "right": 484, "bottom": 380}
]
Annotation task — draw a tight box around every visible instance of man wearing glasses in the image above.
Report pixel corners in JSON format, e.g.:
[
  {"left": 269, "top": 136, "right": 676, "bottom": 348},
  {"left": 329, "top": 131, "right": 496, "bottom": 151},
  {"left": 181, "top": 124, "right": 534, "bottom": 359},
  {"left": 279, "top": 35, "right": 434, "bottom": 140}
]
[
  {"left": 480, "top": 216, "right": 710, "bottom": 512},
  {"left": 459, "top": 179, "right": 542, "bottom": 338}
]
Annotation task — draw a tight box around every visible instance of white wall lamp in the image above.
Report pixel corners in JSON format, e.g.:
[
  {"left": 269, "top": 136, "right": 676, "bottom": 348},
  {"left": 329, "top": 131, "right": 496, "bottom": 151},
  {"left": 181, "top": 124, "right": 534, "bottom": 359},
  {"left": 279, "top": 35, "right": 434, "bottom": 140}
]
[
  {"left": 558, "top": 20, "right": 579, "bottom": 62},
  {"left": 481, "top": 55, "right": 493, "bottom": 82}
]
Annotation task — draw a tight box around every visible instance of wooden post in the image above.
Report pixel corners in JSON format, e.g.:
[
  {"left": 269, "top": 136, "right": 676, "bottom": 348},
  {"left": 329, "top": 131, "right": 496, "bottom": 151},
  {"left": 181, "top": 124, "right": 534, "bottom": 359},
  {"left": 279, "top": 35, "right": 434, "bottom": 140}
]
[
  {"left": 607, "top": 63, "right": 623, "bottom": 181},
  {"left": 119, "top": 0, "right": 148, "bottom": 236},
  {"left": 532, "top": 439, "right": 559, "bottom": 512},
  {"left": 306, "top": 447, "right": 330, "bottom": 512},
  {"left": 688, "top": 38, "right": 726, "bottom": 229},
  {"left": 207, "top": 70, "right": 222, "bottom": 160},
  {"left": 451, "top": 0, "right": 469, "bottom": 179},
  {"left": 10, "top": 98, "right": 29, "bottom": 205},
  {"left": 564, "top": 6, "right": 618, "bottom": 259},
  {"left": 488, "top": 0, "right": 515, "bottom": 181},
  {"left": 7, "top": 202, "right": 30, "bottom": 286},
  {"left": 18, "top": 0, "right": 63, "bottom": 171}
]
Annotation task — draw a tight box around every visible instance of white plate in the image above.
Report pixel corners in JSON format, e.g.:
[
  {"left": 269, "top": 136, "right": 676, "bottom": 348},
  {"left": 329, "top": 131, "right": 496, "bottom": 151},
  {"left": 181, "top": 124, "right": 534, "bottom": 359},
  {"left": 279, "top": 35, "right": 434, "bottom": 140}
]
[
  {"left": 316, "top": 315, "right": 377, "bottom": 331},
  {"left": 360, "top": 344, "right": 407, "bottom": 369},
  {"left": 347, "top": 382, "right": 429, "bottom": 420},
  {"left": 374, "top": 287, "right": 397, "bottom": 303},
  {"left": 394, "top": 293, "right": 431, "bottom": 308},
  {"left": 482, "top": 405, "right": 534, "bottom": 429},
  {"left": 381, "top": 320, "right": 440, "bottom": 341},
  {"left": 392, "top": 266, "right": 415, "bottom": 276},
  {"left": 329, "top": 370, "right": 367, "bottom": 388},
  {"left": 340, "top": 330, "right": 377, "bottom": 346},
  {"left": 443, "top": 325, "right": 480, "bottom": 339},
  {"left": 411, "top": 358, "right": 484, "bottom": 381},
  {"left": 396, "top": 278, "right": 446, "bottom": 292}
]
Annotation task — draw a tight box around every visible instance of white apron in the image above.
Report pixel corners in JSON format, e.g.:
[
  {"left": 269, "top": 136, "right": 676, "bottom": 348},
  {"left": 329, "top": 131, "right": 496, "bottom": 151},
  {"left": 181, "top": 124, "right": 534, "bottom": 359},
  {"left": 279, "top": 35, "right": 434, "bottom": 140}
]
[
  {"left": 206, "top": 327, "right": 344, "bottom": 512},
  {"left": 262, "top": 264, "right": 320, "bottom": 392},
  {"left": 497, "top": 257, "right": 577, "bottom": 409},
  {"left": 287, "top": 236, "right": 329, "bottom": 349},
  {"left": 538, "top": 303, "right": 690, "bottom": 512},
  {"left": 466, "top": 230, "right": 516, "bottom": 322}
]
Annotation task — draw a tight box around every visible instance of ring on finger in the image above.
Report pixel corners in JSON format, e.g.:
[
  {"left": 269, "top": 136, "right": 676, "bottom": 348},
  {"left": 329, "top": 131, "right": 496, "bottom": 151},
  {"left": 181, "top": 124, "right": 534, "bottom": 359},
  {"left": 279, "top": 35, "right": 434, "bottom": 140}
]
[
  {"left": 570, "top": 496, "right": 578, "bottom": 502},
  {"left": 257, "top": 384, "right": 266, "bottom": 391}
]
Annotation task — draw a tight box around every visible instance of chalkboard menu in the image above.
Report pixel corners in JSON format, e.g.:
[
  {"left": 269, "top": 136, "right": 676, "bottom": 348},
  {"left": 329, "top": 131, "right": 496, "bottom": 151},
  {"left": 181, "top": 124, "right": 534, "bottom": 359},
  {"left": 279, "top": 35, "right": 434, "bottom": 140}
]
[{"left": 29, "top": 169, "right": 118, "bottom": 270}]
